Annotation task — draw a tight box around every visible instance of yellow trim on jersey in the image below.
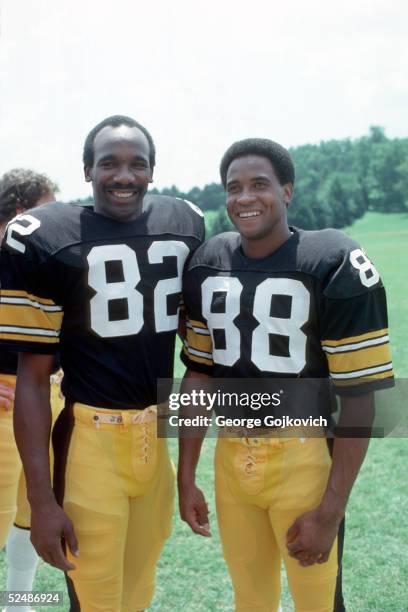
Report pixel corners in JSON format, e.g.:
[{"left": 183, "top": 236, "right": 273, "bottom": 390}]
[
  {"left": 186, "top": 325, "right": 212, "bottom": 354},
  {"left": 182, "top": 343, "right": 213, "bottom": 367},
  {"left": 321, "top": 328, "right": 388, "bottom": 348},
  {"left": 187, "top": 318, "right": 209, "bottom": 330},
  {"left": 0, "top": 332, "right": 59, "bottom": 344},
  {"left": 334, "top": 369, "right": 394, "bottom": 387},
  {"left": 326, "top": 342, "right": 392, "bottom": 375},
  {"left": 0, "top": 289, "right": 60, "bottom": 308},
  {"left": 0, "top": 290, "right": 62, "bottom": 345},
  {"left": 330, "top": 362, "right": 393, "bottom": 381},
  {"left": 0, "top": 304, "right": 63, "bottom": 331},
  {"left": 184, "top": 318, "right": 213, "bottom": 366}
]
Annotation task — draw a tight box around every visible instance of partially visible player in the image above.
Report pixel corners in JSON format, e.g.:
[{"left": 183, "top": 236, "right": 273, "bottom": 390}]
[
  {"left": 0, "top": 116, "right": 204, "bottom": 611},
  {"left": 0, "top": 169, "right": 59, "bottom": 612},
  {"left": 178, "top": 139, "right": 394, "bottom": 611}
]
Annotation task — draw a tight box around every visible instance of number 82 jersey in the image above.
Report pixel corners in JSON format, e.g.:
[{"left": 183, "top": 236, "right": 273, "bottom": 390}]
[
  {"left": 0, "top": 196, "right": 204, "bottom": 409},
  {"left": 181, "top": 228, "right": 394, "bottom": 395}
]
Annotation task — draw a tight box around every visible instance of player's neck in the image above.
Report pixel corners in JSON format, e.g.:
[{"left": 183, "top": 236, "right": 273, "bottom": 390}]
[{"left": 241, "top": 225, "right": 292, "bottom": 260}]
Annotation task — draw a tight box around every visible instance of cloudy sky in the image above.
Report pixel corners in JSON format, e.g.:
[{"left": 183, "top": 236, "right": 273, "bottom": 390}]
[{"left": 0, "top": 0, "right": 407, "bottom": 200}]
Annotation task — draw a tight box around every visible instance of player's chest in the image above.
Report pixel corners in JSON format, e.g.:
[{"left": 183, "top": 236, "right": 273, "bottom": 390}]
[
  {"left": 200, "top": 271, "right": 318, "bottom": 328},
  {"left": 198, "top": 271, "right": 320, "bottom": 373},
  {"left": 59, "top": 237, "right": 192, "bottom": 336}
]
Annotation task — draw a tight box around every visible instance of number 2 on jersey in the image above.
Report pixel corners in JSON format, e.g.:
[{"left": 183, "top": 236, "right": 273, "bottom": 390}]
[{"left": 87, "top": 241, "right": 189, "bottom": 337}]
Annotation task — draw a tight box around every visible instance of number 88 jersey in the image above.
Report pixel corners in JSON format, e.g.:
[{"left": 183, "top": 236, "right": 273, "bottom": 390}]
[
  {"left": 181, "top": 228, "right": 394, "bottom": 395},
  {"left": 0, "top": 196, "right": 204, "bottom": 409}
]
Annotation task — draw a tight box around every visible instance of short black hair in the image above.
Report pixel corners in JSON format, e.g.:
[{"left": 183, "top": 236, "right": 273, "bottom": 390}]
[
  {"left": 83, "top": 115, "right": 156, "bottom": 170},
  {"left": 0, "top": 168, "right": 58, "bottom": 222},
  {"left": 220, "top": 138, "right": 295, "bottom": 188}
]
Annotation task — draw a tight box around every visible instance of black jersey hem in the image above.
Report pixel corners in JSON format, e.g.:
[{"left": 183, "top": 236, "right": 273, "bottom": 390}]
[
  {"left": 333, "top": 376, "right": 395, "bottom": 396},
  {"left": 0, "top": 340, "right": 58, "bottom": 355}
]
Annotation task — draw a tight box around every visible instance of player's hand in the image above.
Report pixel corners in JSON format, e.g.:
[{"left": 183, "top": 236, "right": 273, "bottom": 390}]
[
  {"left": 179, "top": 481, "right": 211, "bottom": 537},
  {"left": 286, "top": 507, "right": 341, "bottom": 566},
  {"left": 30, "top": 501, "right": 79, "bottom": 571},
  {"left": 0, "top": 382, "right": 14, "bottom": 410}
]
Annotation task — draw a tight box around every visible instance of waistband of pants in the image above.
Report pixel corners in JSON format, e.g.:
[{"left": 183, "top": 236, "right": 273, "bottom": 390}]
[
  {"left": 219, "top": 425, "right": 326, "bottom": 445},
  {"left": 73, "top": 402, "right": 157, "bottom": 428}
]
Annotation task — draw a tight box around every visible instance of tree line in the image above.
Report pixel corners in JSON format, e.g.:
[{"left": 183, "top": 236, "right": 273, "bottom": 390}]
[{"left": 71, "top": 127, "right": 408, "bottom": 236}]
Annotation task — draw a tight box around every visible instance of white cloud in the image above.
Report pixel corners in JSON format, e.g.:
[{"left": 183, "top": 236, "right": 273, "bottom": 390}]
[{"left": 0, "top": 0, "right": 407, "bottom": 199}]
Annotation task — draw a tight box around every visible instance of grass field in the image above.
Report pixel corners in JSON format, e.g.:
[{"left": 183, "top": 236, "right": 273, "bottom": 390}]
[{"left": 1, "top": 212, "right": 407, "bottom": 611}]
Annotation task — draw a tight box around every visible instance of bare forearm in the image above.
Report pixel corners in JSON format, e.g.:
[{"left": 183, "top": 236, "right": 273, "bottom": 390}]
[
  {"left": 177, "top": 369, "right": 211, "bottom": 485},
  {"left": 14, "top": 354, "right": 55, "bottom": 507},
  {"left": 178, "top": 437, "right": 206, "bottom": 485},
  {"left": 319, "top": 393, "right": 374, "bottom": 520},
  {"left": 319, "top": 437, "right": 370, "bottom": 521}
]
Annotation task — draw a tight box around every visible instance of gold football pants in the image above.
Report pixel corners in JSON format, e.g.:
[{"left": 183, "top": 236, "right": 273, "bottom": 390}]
[
  {"left": 0, "top": 374, "right": 64, "bottom": 549},
  {"left": 0, "top": 374, "right": 64, "bottom": 546},
  {"left": 215, "top": 435, "right": 338, "bottom": 612},
  {"left": 0, "top": 375, "right": 21, "bottom": 548},
  {"left": 60, "top": 402, "right": 174, "bottom": 612}
]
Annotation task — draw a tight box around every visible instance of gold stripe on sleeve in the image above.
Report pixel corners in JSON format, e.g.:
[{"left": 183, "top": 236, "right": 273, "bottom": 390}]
[
  {"left": 182, "top": 345, "right": 213, "bottom": 367},
  {"left": 334, "top": 369, "right": 394, "bottom": 388},
  {"left": 0, "top": 332, "right": 59, "bottom": 344},
  {"left": 186, "top": 325, "right": 213, "bottom": 355},
  {"left": 0, "top": 304, "right": 63, "bottom": 332},
  {"left": 322, "top": 328, "right": 388, "bottom": 348},
  {"left": 326, "top": 342, "right": 392, "bottom": 375}
]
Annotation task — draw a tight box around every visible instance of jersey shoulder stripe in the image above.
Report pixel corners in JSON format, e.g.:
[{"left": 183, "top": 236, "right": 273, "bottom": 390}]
[{"left": 0, "top": 288, "right": 63, "bottom": 347}]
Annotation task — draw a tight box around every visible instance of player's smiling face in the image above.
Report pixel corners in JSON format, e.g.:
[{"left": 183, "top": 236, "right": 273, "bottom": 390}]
[
  {"left": 85, "top": 125, "right": 153, "bottom": 222},
  {"left": 226, "top": 155, "right": 293, "bottom": 258}
]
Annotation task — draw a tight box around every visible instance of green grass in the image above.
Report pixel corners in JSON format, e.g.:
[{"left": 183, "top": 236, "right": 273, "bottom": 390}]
[{"left": 1, "top": 212, "right": 407, "bottom": 611}]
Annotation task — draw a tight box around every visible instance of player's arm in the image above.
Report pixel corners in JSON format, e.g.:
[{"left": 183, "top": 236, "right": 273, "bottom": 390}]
[
  {"left": 0, "top": 215, "right": 77, "bottom": 570},
  {"left": 178, "top": 368, "right": 212, "bottom": 537},
  {"left": 286, "top": 393, "right": 374, "bottom": 566},
  {"left": 287, "top": 240, "right": 393, "bottom": 566},
  {"left": 178, "top": 248, "right": 213, "bottom": 535},
  {"left": 14, "top": 353, "right": 78, "bottom": 571}
]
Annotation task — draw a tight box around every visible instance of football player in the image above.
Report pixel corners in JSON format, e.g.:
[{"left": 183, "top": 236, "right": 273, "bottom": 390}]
[
  {"left": 0, "top": 169, "right": 61, "bottom": 612},
  {"left": 178, "top": 139, "right": 393, "bottom": 611},
  {"left": 0, "top": 116, "right": 204, "bottom": 611}
]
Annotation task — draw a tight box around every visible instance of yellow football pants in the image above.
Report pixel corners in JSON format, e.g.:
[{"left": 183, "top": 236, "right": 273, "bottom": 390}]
[
  {"left": 215, "top": 435, "right": 338, "bottom": 612},
  {"left": 0, "top": 375, "right": 21, "bottom": 548},
  {"left": 0, "top": 374, "right": 64, "bottom": 547},
  {"left": 63, "top": 403, "right": 175, "bottom": 612}
]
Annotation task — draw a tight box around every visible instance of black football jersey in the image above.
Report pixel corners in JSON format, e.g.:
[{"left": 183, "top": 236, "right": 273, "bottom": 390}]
[
  {"left": 181, "top": 228, "right": 393, "bottom": 395},
  {"left": 0, "top": 196, "right": 204, "bottom": 408},
  {"left": 0, "top": 348, "right": 18, "bottom": 375},
  {"left": 0, "top": 350, "right": 61, "bottom": 376}
]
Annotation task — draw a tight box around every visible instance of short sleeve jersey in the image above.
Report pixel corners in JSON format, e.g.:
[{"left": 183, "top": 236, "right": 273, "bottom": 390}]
[
  {"left": 181, "top": 228, "right": 393, "bottom": 395},
  {"left": 0, "top": 350, "right": 60, "bottom": 376},
  {"left": 0, "top": 196, "right": 204, "bottom": 408},
  {"left": 0, "top": 348, "right": 19, "bottom": 375}
]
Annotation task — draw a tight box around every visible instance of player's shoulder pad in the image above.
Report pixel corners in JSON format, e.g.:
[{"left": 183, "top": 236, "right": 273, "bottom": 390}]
[
  {"left": 296, "top": 228, "right": 383, "bottom": 298},
  {"left": 2, "top": 202, "right": 83, "bottom": 262},
  {"left": 186, "top": 231, "right": 241, "bottom": 272},
  {"left": 143, "top": 194, "right": 205, "bottom": 242}
]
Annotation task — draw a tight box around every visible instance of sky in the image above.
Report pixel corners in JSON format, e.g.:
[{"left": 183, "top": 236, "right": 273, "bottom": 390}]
[{"left": 0, "top": 0, "right": 407, "bottom": 201}]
